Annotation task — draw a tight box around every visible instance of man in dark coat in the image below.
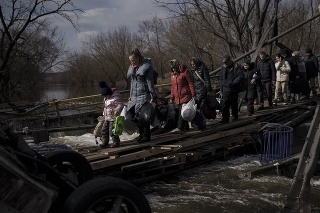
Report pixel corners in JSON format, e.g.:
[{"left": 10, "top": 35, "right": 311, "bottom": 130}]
[
  {"left": 256, "top": 51, "right": 276, "bottom": 109},
  {"left": 240, "top": 59, "right": 260, "bottom": 116},
  {"left": 304, "top": 47, "right": 319, "bottom": 97},
  {"left": 219, "top": 55, "right": 244, "bottom": 124}
]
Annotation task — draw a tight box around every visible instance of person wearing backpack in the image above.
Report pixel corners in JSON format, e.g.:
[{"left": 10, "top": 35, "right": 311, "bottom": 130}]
[
  {"left": 127, "top": 49, "right": 157, "bottom": 143},
  {"left": 99, "top": 81, "right": 124, "bottom": 148}
]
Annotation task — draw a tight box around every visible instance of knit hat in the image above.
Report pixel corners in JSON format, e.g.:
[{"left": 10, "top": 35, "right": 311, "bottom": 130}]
[
  {"left": 222, "top": 55, "right": 231, "bottom": 63},
  {"left": 243, "top": 58, "right": 251, "bottom": 65},
  {"left": 99, "top": 81, "right": 112, "bottom": 96},
  {"left": 305, "top": 47, "right": 312, "bottom": 54},
  {"left": 169, "top": 59, "right": 180, "bottom": 68}
]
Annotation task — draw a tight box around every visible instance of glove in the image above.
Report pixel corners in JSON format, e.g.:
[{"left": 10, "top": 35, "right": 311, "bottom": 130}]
[
  {"left": 250, "top": 79, "right": 256, "bottom": 84},
  {"left": 227, "top": 83, "right": 235, "bottom": 88}
]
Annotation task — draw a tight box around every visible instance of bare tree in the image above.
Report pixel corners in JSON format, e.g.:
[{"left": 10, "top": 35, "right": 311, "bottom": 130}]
[
  {"left": 0, "top": 0, "right": 82, "bottom": 93},
  {"left": 84, "top": 26, "right": 134, "bottom": 89}
]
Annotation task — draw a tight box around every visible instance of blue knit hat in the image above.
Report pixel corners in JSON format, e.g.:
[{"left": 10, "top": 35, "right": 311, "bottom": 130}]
[{"left": 99, "top": 81, "right": 112, "bottom": 96}]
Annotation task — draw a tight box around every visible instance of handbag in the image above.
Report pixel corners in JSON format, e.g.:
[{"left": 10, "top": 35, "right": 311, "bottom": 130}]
[
  {"left": 181, "top": 98, "right": 196, "bottom": 122},
  {"left": 113, "top": 116, "right": 125, "bottom": 136},
  {"left": 191, "top": 110, "right": 206, "bottom": 130}
]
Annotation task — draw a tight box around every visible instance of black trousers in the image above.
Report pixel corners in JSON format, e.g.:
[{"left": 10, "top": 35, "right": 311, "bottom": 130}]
[
  {"left": 221, "top": 92, "right": 238, "bottom": 121},
  {"left": 177, "top": 104, "right": 189, "bottom": 130},
  {"left": 257, "top": 81, "right": 273, "bottom": 107},
  {"left": 246, "top": 98, "right": 254, "bottom": 114}
]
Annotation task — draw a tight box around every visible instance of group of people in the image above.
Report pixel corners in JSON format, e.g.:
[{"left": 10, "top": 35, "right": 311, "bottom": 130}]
[
  {"left": 97, "top": 47, "right": 319, "bottom": 148},
  {"left": 220, "top": 47, "right": 319, "bottom": 124}
]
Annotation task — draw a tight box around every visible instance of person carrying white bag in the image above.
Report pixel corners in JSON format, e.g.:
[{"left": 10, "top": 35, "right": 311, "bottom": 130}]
[{"left": 169, "top": 59, "right": 196, "bottom": 132}]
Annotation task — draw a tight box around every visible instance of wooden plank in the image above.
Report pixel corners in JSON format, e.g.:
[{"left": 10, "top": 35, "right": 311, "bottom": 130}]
[{"left": 90, "top": 147, "right": 171, "bottom": 170}]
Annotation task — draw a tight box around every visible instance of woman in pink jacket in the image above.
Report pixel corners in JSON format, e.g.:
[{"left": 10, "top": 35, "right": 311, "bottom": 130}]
[
  {"left": 170, "top": 59, "right": 196, "bottom": 131},
  {"left": 99, "top": 81, "right": 124, "bottom": 148}
]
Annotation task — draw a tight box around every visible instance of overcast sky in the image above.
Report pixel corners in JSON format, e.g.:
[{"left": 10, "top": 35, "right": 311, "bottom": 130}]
[{"left": 56, "top": 0, "right": 169, "bottom": 51}]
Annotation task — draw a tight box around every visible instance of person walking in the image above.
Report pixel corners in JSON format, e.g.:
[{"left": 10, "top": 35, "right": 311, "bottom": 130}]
[
  {"left": 241, "top": 59, "right": 260, "bottom": 116},
  {"left": 127, "top": 48, "right": 157, "bottom": 143},
  {"left": 170, "top": 59, "right": 196, "bottom": 131},
  {"left": 189, "top": 57, "right": 214, "bottom": 108},
  {"left": 256, "top": 51, "right": 276, "bottom": 110},
  {"left": 304, "top": 47, "right": 319, "bottom": 98},
  {"left": 282, "top": 48, "right": 299, "bottom": 103},
  {"left": 99, "top": 81, "right": 124, "bottom": 148},
  {"left": 292, "top": 51, "right": 307, "bottom": 80},
  {"left": 273, "top": 53, "right": 291, "bottom": 106},
  {"left": 219, "top": 55, "right": 244, "bottom": 124}
]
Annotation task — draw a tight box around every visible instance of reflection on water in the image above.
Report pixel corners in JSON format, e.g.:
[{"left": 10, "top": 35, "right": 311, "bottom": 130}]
[{"left": 8, "top": 85, "right": 101, "bottom": 103}]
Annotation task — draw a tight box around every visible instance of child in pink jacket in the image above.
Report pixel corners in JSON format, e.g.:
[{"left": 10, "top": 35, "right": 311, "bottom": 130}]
[{"left": 99, "top": 81, "right": 124, "bottom": 148}]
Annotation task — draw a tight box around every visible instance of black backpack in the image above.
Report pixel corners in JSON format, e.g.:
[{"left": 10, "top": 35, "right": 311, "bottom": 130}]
[{"left": 153, "top": 70, "right": 159, "bottom": 85}]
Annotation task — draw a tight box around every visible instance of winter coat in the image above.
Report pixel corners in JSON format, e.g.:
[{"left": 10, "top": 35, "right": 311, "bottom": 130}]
[
  {"left": 275, "top": 60, "right": 291, "bottom": 82},
  {"left": 220, "top": 63, "right": 244, "bottom": 93},
  {"left": 127, "top": 58, "right": 157, "bottom": 113},
  {"left": 103, "top": 90, "right": 124, "bottom": 121},
  {"left": 305, "top": 55, "right": 319, "bottom": 79},
  {"left": 170, "top": 64, "right": 196, "bottom": 104},
  {"left": 256, "top": 57, "right": 276, "bottom": 83},
  {"left": 190, "top": 57, "right": 213, "bottom": 102},
  {"left": 241, "top": 64, "right": 259, "bottom": 100},
  {"left": 283, "top": 56, "right": 298, "bottom": 82},
  {"left": 296, "top": 57, "right": 306, "bottom": 79}
]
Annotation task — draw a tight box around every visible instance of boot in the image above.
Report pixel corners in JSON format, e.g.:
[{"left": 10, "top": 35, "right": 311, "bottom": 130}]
[{"left": 108, "top": 143, "right": 120, "bottom": 148}]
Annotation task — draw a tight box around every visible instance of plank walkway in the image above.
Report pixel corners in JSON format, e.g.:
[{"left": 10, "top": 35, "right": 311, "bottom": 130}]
[{"left": 73, "top": 100, "right": 317, "bottom": 184}]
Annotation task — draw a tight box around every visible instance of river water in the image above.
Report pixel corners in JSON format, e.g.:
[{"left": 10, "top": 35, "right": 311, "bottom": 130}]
[
  {"left": 16, "top": 86, "right": 320, "bottom": 213},
  {"left": 27, "top": 132, "right": 320, "bottom": 213}
]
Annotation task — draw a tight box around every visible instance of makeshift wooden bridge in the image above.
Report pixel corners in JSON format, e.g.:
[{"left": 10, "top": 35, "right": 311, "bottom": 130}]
[{"left": 72, "top": 100, "right": 318, "bottom": 185}]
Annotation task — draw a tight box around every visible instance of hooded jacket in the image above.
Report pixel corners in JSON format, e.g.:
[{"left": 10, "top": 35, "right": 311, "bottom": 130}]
[
  {"left": 190, "top": 57, "right": 213, "bottom": 102},
  {"left": 170, "top": 64, "right": 196, "bottom": 104},
  {"left": 127, "top": 58, "right": 157, "bottom": 113},
  {"left": 103, "top": 90, "right": 124, "bottom": 121}
]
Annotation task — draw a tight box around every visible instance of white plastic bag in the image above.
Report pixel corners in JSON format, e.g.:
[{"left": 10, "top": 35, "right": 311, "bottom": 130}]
[{"left": 181, "top": 98, "right": 196, "bottom": 122}]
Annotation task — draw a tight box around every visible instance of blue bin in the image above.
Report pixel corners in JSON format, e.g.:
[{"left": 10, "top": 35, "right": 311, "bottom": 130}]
[{"left": 260, "top": 123, "right": 293, "bottom": 164}]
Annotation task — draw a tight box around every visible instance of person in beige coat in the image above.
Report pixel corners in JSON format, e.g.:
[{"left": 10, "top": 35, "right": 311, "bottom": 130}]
[{"left": 273, "top": 53, "right": 291, "bottom": 105}]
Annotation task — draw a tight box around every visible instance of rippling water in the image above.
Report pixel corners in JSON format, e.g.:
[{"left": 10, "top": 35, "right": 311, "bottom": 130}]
[{"left": 28, "top": 133, "right": 320, "bottom": 213}]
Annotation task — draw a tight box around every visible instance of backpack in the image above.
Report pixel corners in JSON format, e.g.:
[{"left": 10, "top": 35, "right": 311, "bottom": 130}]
[{"left": 153, "top": 70, "right": 159, "bottom": 85}]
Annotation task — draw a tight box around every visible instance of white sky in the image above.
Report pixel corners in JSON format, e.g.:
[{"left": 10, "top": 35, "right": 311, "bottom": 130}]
[{"left": 55, "top": 0, "right": 169, "bottom": 51}]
